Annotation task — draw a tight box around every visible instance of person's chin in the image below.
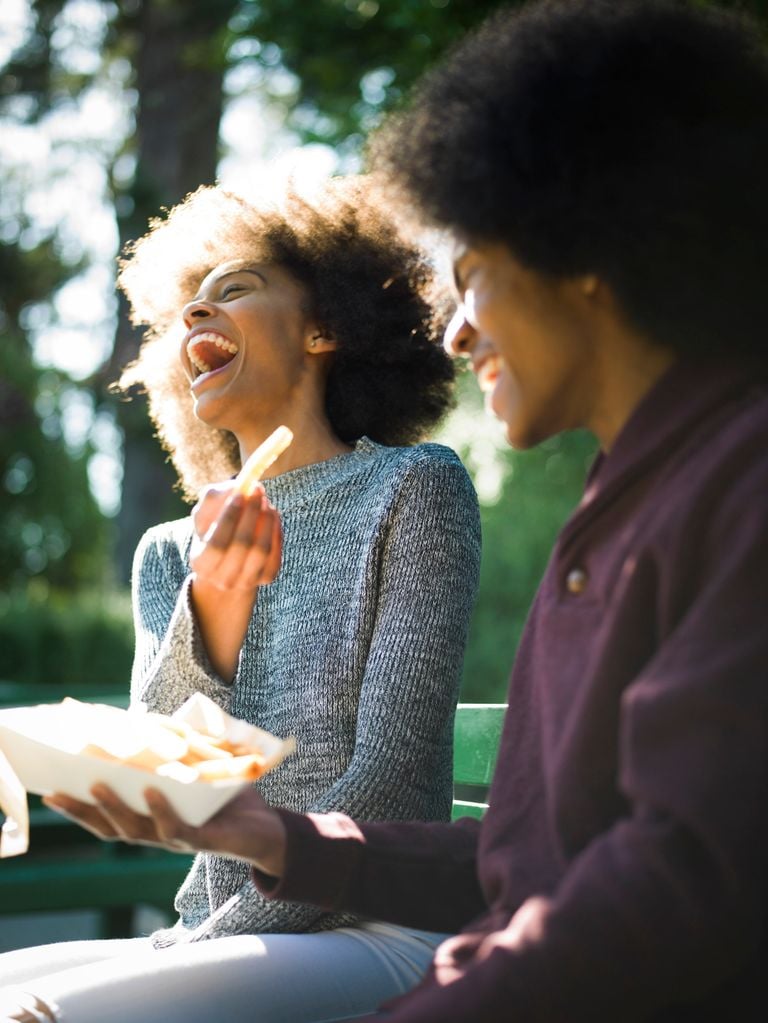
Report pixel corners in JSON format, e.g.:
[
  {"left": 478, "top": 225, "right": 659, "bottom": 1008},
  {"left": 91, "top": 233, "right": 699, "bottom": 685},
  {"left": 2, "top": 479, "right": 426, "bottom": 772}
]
[
  {"left": 496, "top": 407, "right": 539, "bottom": 451},
  {"left": 484, "top": 374, "right": 537, "bottom": 449},
  {"left": 192, "top": 394, "right": 230, "bottom": 431},
  {"left": 488, "top": 388, "right": 519, "bottom": 440}
]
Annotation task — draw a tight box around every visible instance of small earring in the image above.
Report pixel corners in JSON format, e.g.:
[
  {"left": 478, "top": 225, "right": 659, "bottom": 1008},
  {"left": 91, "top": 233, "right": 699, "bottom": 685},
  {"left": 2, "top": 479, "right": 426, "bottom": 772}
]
[
  {"left": 581, "top": 275, "right": 599, "bottom": 297},
  {"left": 309, "top": 338, "right": 318, "bottom": 349}
]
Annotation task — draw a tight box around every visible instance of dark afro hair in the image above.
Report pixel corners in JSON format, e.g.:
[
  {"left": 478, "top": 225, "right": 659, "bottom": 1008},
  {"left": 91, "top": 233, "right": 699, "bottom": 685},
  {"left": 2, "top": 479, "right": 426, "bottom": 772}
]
[
  {"left": 370, "top": 0, "right": 768, "bottom": 363},
  {"left": 116, "top": 177, "right": 454, "bottom": 500}
]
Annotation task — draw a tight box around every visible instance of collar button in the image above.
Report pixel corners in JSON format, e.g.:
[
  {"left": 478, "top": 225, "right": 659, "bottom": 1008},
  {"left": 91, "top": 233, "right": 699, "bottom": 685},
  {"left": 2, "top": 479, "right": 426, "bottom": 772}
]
[{"left": 566, "top": 567, "right": 588, "bottom": 595}]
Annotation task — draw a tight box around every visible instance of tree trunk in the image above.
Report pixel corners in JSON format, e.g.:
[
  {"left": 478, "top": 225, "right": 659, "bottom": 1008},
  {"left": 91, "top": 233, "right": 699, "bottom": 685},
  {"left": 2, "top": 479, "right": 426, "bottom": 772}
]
[{"left": 108, "top": 0, "right": 238, "bottom": 582}]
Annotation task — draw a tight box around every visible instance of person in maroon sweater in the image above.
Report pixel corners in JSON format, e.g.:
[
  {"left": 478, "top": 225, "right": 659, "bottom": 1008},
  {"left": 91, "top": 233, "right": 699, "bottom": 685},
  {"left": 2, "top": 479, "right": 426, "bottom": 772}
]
[{"left": 42, "top": 1, "right": 767, "bottom": 1020}]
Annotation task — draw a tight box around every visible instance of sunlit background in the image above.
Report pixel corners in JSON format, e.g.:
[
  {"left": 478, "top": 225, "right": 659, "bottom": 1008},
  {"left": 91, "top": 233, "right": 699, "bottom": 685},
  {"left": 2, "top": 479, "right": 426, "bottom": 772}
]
[
  {"left": 1, "top": 0, "right": 606, "bottom": 708},
  {"left": 2, "top": 0, "right": 353, "bottom": 518}
]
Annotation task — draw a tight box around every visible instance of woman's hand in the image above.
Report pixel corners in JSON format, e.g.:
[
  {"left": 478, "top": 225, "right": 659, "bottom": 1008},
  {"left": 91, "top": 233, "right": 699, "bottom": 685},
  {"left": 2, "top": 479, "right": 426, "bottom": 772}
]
[
  {"left": 190, "top": 482, "right": 282, "bottom": 593},
  {"left": 187, "top": 483, "right": 283, "bottom": 679},
  {"left": 43, "top": 784, "right": 287, "bottom": 878}
]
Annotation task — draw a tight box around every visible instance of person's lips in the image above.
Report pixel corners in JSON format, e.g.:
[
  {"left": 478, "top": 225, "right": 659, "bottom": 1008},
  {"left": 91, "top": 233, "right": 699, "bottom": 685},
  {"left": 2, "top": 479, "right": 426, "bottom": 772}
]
[{"left": 474, "top": 354, "right": 501, "bottom": 393}]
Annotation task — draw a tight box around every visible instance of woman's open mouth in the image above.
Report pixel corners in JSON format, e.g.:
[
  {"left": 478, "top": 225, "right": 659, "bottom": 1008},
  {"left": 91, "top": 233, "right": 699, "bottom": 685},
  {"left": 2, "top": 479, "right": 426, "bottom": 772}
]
[
  {"left": 186, "top": 331, "right": 239, "bottom": 378},
  {"left": 476, "top": 355, "right": 501, "bottom": 393}
]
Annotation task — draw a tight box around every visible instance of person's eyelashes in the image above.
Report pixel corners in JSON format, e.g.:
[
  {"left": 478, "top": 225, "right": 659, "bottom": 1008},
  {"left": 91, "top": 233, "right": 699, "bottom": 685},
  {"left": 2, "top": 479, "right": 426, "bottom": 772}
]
[{"left": 221, "top": 283, "right": 247, "bottom": 299}]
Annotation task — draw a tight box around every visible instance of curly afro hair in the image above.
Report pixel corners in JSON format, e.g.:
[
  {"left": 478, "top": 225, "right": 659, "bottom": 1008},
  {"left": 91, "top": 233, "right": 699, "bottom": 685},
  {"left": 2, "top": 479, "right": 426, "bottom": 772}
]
[
  {"left": 370, "top": 0, "right": 768, "bottom": 363},
  {"left": 116, "top": 176, "right": 455, "bottom": 500}
]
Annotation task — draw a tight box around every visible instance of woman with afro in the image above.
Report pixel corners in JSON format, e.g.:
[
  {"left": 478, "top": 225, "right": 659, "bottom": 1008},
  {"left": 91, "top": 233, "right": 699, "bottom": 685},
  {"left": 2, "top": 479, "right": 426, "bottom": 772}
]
[{"left": 0, "top": 177, "right": 480, "bottom": 1023}]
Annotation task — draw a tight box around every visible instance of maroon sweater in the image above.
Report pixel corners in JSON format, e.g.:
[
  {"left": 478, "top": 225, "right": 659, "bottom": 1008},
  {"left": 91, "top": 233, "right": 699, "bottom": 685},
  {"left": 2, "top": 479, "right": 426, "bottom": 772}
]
[{"left": 255, "top": 361, "right": 768, "bottom": 1021}]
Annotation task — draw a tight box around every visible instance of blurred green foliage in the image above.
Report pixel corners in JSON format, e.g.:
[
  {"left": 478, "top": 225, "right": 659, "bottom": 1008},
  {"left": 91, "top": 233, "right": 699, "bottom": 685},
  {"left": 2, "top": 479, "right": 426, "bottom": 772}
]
[
  {"left": 0, "top": 220, "right": 114, "bottom": 596},
  {"left": 230, "top": 0, "right": 508, "bottom": 149},
  {"left": 460, "top": 434, "right": 597, "bottom": 702},
  {"left": 0, "top": 341, "right": 111, "bottom": 591},
  {"left": 438, "top": 378, "right": 597, "bottom": 702},
  {"left": 0, "top": 585, "right": 133, "bottom": 689}
]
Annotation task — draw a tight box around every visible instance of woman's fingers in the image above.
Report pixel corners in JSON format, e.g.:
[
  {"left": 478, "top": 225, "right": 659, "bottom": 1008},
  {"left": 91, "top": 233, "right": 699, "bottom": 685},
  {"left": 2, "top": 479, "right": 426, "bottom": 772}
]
[
  {"left": 43, "top": 793, "right": 123, "bottom": 840},
  {"left": 47, "top": 786, "right": 284, "bottom": 871},
  {"left": 240, "top": 506, "right": 280, "bottom": 584},
  {"left": 191, "top": 482, "right": 258, "bottom": 555},
  {"left": 143, "top": 788, "right": 197, "bottom": 850},
  {"left": 46, "top": 788, "right": 195, "bottom": 852},
  {"left": 47, "top": 786, "right": 164, "bottom": 846},
  {"left": 87, "top": 784, "right": 165, "bottom": 844},
  {"left": 191, "top": 490, "right": 282, "bottom": 590},
  {"left": 256, "top": 509, "right": 283, "bottom": 584},
  {"left": 191, "top": 484, "right": 233, "bottom": 536},
  {"left": 199, "top": 492, "right": 254, "bottom": 550}
]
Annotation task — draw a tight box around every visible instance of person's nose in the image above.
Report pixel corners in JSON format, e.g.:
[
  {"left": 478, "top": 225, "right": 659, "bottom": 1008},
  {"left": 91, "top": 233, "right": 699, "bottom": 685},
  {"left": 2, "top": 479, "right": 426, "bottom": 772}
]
[
  {"left": 182, "top": 299, "right": 214, "bottom": 328},
  {"left": 443, "top": 305, "right": 477, "bottom": 358}
]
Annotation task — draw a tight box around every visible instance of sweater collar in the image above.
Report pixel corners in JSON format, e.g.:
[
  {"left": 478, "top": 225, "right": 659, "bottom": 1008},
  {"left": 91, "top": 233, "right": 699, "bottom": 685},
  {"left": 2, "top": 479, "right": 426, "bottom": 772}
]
[{"left": 262, "top": 436, "right": 380, "bottom": 511}]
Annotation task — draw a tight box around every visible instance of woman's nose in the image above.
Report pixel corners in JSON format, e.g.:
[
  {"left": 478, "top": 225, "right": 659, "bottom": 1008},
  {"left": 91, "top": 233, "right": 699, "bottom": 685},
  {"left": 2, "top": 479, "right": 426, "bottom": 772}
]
[
  {"left": 443, "top": 306, "right": 477, "bottom": 357},
  {"left": 182, "top": 299, "right": 213, "bottom": 328}
]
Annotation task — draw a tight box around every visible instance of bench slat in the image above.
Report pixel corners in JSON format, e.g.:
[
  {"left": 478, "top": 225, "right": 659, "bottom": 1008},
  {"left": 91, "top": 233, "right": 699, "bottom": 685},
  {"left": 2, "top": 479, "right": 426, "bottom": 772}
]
[
  {"left": 0, "top": 682, "right": 128, "bottom": 710},
  {"left": 0, "top": 853, "right": 191, "bottom": 914},
  {"left": 450, "top": 799, "right": 488, "bottom": 821},
  {"left": 453, "top": 704, "right": 505, "bottom": 787},
  {"left": 451, "top": 703, "right": 506, "bottom": 820}
]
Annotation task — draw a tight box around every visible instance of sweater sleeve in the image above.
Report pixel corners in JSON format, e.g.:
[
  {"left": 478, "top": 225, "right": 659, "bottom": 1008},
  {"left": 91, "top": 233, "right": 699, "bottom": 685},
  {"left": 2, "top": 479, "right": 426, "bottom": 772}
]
[
  {"left": 254, "top": 809, "right": 486, "bottom": 934},
  {"left": 129, "top": 527, "right": 234, "bottom": 715},
  {"left": 186, "top": 453, "right": 483, "bottom": 940},
  {"left": 308, "top": 454, "right": 482, "bottom": 821},
  {"left": 355, "top": 494, "right": 768, "bottom": 1021}
]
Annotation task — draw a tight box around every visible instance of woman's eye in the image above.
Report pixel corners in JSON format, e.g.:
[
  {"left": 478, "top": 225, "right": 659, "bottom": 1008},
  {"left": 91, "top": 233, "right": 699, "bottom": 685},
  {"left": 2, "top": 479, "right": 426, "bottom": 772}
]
[
  {"left": 221, "top": 283, "right": 246, "bottom": 299},
  {"left": 460, "top": 267, "right": 479, "bottom": 290},
  {"left": 453, "top": 265, "right": 477, "bottom": 301}
]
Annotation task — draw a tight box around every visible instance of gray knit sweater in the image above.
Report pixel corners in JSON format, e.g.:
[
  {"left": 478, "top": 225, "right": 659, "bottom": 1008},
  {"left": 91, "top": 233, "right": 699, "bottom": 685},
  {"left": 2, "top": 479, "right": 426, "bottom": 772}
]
[{"left": 129, "top": 438, "right": 480, "bottom": 945}]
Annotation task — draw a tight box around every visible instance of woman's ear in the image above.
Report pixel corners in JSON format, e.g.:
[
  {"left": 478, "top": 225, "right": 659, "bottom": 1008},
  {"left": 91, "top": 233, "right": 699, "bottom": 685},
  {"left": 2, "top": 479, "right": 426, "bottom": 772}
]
[{"left": 306, "top": 330, "right": 337, "bottom": 354}]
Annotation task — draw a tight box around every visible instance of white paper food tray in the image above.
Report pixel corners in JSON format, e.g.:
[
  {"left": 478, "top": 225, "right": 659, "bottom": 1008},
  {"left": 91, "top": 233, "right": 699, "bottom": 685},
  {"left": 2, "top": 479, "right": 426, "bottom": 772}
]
[{"left": 0, "top": 695, "right": 294, "bottom": 828}]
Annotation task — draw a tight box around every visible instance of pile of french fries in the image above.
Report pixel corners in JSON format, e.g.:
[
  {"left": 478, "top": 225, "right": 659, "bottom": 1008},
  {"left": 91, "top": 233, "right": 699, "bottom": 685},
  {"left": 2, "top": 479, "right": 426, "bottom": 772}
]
[{"left": 73, "top": 700, "right": 272, "bottom": 783}]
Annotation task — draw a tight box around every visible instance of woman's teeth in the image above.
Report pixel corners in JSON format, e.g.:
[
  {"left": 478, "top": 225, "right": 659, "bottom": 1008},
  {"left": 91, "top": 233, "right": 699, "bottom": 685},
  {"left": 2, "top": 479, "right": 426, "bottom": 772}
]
[{"left": 187, "top": 332, "right": 239, "bottom": 374}]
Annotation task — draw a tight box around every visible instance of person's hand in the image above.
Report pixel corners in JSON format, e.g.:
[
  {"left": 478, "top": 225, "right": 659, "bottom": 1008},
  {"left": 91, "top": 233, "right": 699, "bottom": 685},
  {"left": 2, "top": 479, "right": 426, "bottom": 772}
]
[
  {"left": 187, "top": 481, "right": 283, "bottom": 679},
  {"left": 43, "top": 784, "right": 287, "bottom": 877},
  {"left": 190, "top": 482, "right": 282, "bottom": 592},
  {"left": 0, "top": 990, "right": 57, "bottom": 1023}
]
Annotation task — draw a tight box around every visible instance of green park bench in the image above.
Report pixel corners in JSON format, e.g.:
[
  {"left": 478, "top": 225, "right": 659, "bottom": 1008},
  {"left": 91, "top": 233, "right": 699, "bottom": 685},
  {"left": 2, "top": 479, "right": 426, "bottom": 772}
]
[
  {"left": 0, "top": 684, "right": 506, "bottom": 937},
  {"left": 451, "top": 703, "right": 505, "bottom": 820}
]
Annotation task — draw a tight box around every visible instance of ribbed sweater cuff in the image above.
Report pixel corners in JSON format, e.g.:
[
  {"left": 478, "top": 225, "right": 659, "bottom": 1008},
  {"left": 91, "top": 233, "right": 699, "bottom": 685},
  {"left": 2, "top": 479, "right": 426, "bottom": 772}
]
[{"left": 251, "top": 807, "right": 364, "bottom": 911}]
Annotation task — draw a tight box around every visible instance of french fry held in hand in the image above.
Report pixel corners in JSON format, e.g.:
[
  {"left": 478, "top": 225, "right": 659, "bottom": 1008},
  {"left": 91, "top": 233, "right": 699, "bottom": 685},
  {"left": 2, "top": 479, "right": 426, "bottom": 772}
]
[{"left": 235, "top": 425, "right": 293, "bottom": 496}]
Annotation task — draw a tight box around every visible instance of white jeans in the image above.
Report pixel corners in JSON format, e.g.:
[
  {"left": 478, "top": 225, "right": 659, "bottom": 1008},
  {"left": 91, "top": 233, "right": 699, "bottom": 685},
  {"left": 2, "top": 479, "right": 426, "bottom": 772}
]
[{"left": 0, "top": 923, "right": 446, "bottom": 1022}]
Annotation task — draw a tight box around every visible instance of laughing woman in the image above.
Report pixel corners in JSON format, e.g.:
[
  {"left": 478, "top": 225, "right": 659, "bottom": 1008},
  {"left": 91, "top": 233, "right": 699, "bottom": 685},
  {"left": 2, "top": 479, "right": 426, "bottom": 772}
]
[{"left": 0, "top": 177, "right": 480, "bottom": 1023}]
